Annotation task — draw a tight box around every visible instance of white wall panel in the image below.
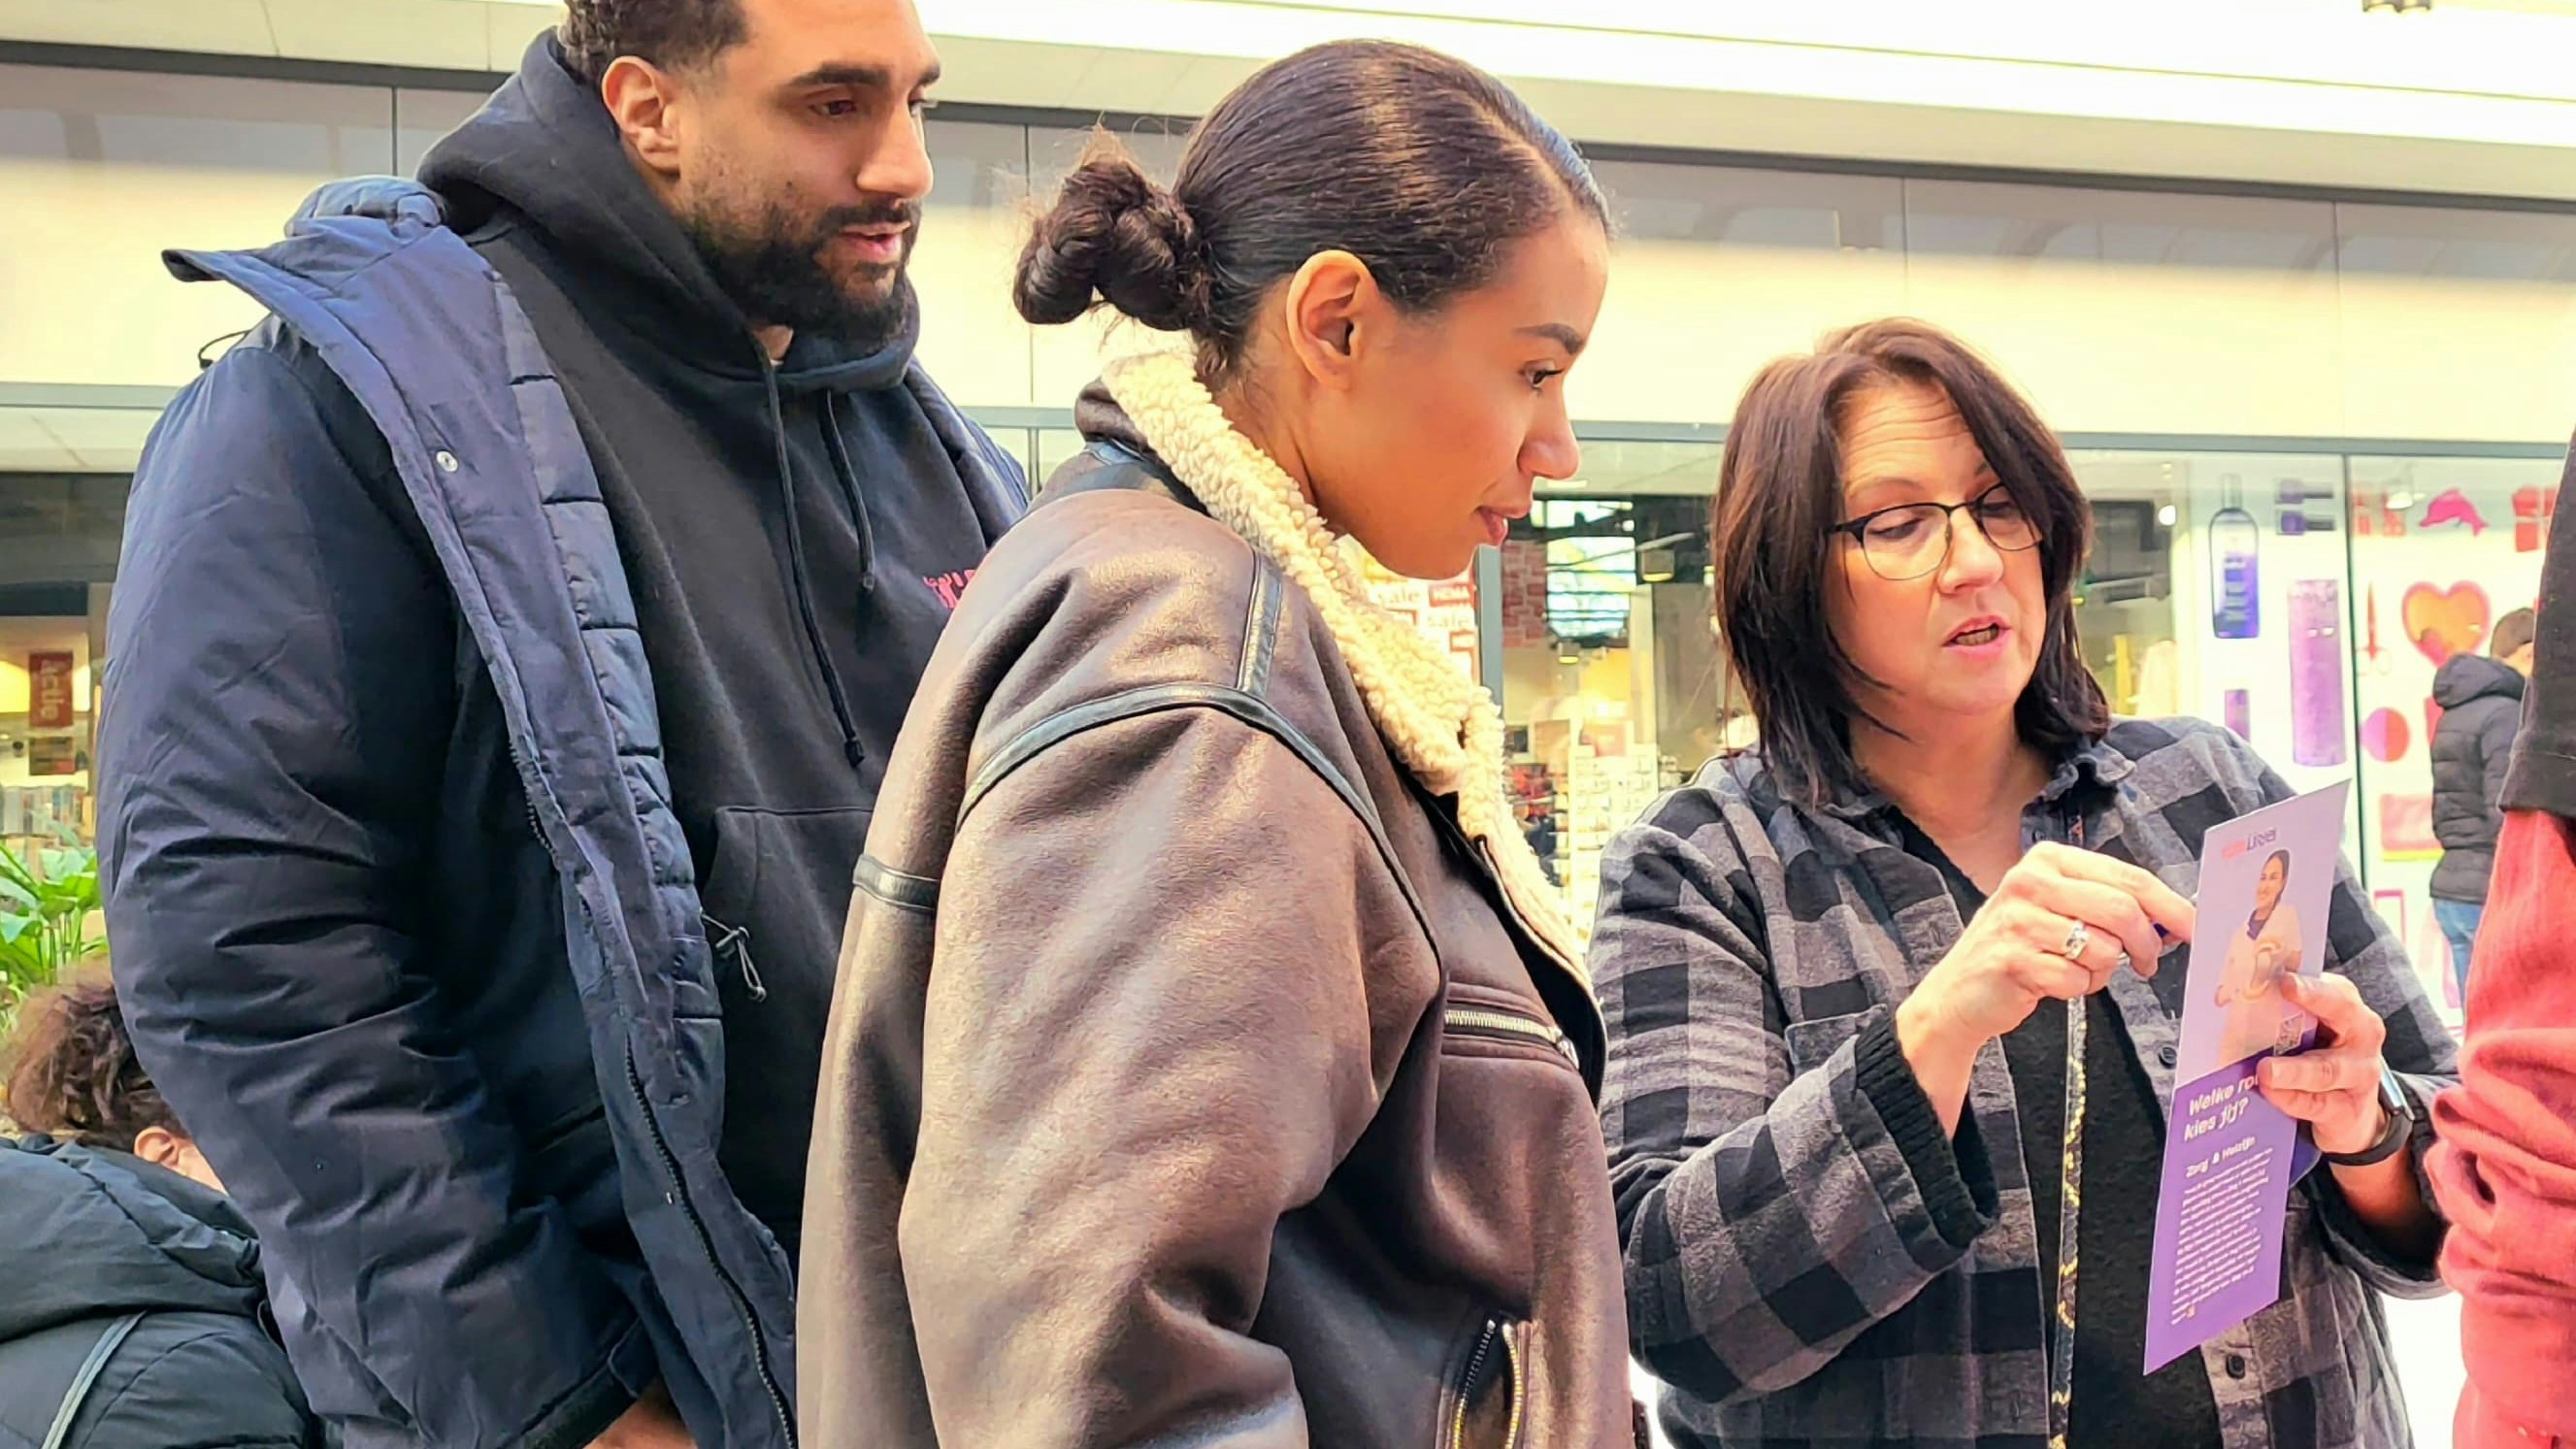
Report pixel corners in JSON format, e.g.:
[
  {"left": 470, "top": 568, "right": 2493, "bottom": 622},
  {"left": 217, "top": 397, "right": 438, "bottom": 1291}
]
[{"left": 0, "top": 65, "right": 393, "bottom": 387}]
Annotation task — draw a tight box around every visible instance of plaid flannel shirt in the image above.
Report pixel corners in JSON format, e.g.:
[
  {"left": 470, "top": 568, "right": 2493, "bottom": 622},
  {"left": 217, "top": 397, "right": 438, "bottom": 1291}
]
[{"left": 1592, "top": 717, "right": 2459, "bottom": 1449}]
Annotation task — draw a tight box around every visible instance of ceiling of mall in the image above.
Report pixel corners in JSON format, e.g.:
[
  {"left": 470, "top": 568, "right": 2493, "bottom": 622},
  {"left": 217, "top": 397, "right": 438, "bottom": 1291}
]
[
  {"left": 5, "top": 0, "right": 2576, "bottom": 201},
  {"left": 0, "top": 0, "right": 547, "bottom": 73},
  {"left": 9, "top": 0, "right": 2576, "bottom": 470}
]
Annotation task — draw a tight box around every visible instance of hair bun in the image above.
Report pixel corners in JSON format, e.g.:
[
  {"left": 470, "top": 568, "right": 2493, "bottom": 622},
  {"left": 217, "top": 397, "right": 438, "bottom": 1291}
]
[{"left": 1015, "top": 149, "right": 1210, "bottom": 333}]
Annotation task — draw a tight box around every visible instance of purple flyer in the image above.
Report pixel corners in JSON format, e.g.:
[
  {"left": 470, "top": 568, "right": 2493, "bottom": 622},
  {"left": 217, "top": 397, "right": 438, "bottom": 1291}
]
[{"left": 2144, "top": 781, "right": 2350, "bottom": 1372}]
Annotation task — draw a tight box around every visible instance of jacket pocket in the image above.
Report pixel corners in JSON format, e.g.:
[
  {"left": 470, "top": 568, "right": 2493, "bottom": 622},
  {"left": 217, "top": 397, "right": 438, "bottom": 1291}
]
[
  {"left": 697, "top": 806, "right": 874, "bottom": 1019},
  {"left": 1784, "top": 1008, "right": 1877, "bottom": 1075},
  {"left": 1439, "top": 1313, "right": 1529, "bottom": 1449},
  {"left": 696, "top": 805, "right": 873, "bottom": 1242},
  {"left": 1441, "top": 986, "right": 1580, "bottom": 1070}
]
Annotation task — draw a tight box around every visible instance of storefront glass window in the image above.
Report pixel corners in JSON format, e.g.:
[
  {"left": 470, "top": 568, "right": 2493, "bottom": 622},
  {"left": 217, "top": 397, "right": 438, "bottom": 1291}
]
[
  {"left": 0, "top": 473, "right": 120, "bottom": 850},
  {"left": 1034, "top": 429, "right": 1089, "bottom": 489},
  {"left": 1499, "top": 440, "right": 1728, "bottom": 937},
  {"left": 1494, "top": 437, "right": 2563, "bottom": 990},
  {"left": 2069, "top": 451, "right": 2356, "bottom": 811},
  {"left": 2344, "top": 454, "right": 2560, "bottom": 1015}
]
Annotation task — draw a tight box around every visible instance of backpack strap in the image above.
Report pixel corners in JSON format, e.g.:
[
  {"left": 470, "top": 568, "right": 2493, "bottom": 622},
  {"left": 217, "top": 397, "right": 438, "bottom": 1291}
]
[{"left": 43, "top": 1311, "right": 146, "bottom": 1449}]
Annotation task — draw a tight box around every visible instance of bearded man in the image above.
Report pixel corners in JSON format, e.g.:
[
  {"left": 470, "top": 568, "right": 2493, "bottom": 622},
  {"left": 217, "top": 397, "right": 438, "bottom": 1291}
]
[{"left": 97, "top": 4, "right": 1022, "bottom": 1445}]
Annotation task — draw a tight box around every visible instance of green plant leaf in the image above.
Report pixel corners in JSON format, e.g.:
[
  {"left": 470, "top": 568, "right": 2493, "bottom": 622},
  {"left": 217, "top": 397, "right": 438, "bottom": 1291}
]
[
  {"left": 0, "top": 841, "right": 108, "bottom": 998},
  {"left": 0, "top": 844, "right": 37, "bottom": 895},
  {"left": 0, "top": 946, "right": 43, "bottom": 991}
]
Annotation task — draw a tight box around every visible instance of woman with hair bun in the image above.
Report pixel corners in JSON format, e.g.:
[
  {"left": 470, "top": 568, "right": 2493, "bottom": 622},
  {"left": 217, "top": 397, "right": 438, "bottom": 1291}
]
[{"left": 800, "top": 38, "right": 1635, "bottom": 1448}]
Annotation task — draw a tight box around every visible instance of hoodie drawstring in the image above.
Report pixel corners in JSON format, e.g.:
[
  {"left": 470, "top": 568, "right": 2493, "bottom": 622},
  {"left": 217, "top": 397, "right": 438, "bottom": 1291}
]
[
  {"left": 818, "top": 394, "right": 881, "bottom": 597},
  {"left": 762, "top": 360, "right": 869, "bottom": 774}
]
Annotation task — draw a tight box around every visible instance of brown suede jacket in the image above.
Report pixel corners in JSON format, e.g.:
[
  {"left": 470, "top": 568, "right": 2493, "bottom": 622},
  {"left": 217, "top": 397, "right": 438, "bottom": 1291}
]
[{"left": 797, "top": 431, "right": 1636, "bottom": 1448}]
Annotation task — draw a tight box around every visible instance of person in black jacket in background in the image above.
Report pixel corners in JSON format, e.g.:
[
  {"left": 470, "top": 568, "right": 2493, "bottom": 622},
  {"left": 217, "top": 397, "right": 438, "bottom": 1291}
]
[
  {"left": 2430, "top": 606, "right": 2537, "bottom": 996},
  {"left": 0, "top": 976, "right": 318, "bottom": 1449}
]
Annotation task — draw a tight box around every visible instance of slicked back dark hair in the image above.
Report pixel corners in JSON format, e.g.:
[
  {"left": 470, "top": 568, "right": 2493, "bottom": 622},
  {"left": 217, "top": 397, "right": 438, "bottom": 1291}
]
[
  {"left": 1014, "top": 40, "right": 1608, "bottom": 383},
  {"left": 1711, "top": 317, "right": 2109, "bottom": 807},
  {"left": 559, "top": 0, "right": 749, "bottom": 87}
]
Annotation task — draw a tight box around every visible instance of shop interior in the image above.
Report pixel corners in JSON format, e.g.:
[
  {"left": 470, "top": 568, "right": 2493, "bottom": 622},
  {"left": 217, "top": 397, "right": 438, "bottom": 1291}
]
[
  {"left": 1, "top": 403, "right": 2557, "bottom": 1029},
  {"left": 0, "top": 473, "right": 112, "bottom": 868},
  {"left": 1464, "top": 433, "right": 2559, "bottom": 1018}
]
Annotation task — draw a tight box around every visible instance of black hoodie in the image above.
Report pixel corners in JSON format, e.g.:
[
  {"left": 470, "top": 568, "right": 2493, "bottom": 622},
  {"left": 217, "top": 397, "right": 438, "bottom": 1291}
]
[
  {"left": 2429, "top": 651, "right": 2527, "bottom": 903},
  {"left": 419, "top": 37, "right": 1018, "bottom": 1254}
]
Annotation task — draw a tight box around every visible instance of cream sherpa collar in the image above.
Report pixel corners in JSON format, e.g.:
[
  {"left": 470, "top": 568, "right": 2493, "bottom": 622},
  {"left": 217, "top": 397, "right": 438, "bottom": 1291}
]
[{"left": 1103, "top": 350, "right": 1578, "bottom": 971}]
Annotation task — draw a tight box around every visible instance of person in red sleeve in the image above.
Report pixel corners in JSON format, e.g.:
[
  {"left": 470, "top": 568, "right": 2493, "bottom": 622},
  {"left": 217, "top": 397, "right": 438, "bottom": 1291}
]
[{"left": 2430, "top": 450, "right": 2576, "bottom": 1449}]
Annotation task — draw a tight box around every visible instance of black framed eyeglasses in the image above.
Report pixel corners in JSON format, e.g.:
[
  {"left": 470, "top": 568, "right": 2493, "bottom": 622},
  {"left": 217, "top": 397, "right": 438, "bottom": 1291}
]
[{"left": 1829, "top": 483, "right": 2041, "bottom": 581}]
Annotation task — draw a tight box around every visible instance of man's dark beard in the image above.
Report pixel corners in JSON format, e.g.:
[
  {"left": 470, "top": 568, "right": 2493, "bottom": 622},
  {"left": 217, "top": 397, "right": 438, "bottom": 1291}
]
[{"left": 686, "top": 198, "right": 921, "bottom": 350}]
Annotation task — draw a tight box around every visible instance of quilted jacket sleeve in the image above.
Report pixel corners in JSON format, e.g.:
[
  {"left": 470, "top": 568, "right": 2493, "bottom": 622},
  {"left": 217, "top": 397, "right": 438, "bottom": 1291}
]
[{"left": 98, "top": 341, "right": 650, "bottom": 1449}]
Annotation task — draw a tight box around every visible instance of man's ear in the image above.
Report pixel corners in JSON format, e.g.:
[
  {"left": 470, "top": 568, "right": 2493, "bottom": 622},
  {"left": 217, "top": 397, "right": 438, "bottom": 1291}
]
[{"left": 600, "top": 55, "right": 687, "bottom": 181}]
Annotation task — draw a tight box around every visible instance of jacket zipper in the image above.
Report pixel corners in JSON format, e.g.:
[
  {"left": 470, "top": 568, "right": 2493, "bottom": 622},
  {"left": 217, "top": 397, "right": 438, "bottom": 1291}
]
[
  {"left": 512, "top": 754, "right": 795, "bottom": 1445},
  {"left": 624, "top": 1043, "right": 796, "bottom": 1445},
  {"left": 1401, "top": 782, "right": 1607, "bottom": 1081},
  {"left": 1444, "top": 1004, "right": 1580, "bottom": 1070},
  {"left": 1444, "top": 1315, "right": 1529, "bottom": 1449},
  {"left": 1448, "top": 1318, "right": 1500, "bottom": 1449}
]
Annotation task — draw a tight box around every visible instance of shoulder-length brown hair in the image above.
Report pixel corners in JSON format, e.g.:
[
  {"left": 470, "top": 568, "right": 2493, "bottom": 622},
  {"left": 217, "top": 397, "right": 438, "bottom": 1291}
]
[{"left": 1712, "top": 318, "right": 2108, "bottom": 807}]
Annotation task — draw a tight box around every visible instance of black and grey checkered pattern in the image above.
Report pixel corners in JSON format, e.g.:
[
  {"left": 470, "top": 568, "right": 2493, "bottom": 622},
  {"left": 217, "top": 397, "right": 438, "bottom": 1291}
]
[{"left": 1592, "top": 717, "right": 2458, "bottom": 1449}]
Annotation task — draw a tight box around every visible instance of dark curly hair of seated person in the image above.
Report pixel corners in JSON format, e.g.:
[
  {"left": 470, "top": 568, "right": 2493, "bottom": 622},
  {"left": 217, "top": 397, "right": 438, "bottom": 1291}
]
[{"left": 3, "top": 972, "right": 182, "bottom": 1150}]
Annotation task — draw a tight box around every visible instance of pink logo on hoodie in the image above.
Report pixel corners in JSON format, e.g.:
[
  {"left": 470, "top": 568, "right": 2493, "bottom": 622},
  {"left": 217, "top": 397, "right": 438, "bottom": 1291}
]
[{"left": 922, "top": 570, "right": 975, "bottom": 609}]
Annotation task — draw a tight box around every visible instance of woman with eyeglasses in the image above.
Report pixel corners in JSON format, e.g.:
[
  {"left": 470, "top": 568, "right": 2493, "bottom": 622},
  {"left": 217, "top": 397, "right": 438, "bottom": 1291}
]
[{"left": 1588, "top": 318, "right": 2457, "bottom": 1449}]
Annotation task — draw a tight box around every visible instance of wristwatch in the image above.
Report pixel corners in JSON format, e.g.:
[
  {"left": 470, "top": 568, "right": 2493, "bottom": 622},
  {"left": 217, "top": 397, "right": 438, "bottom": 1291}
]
[{"left": 2320, "top": 1067, "right": 2415, "bottom": 1168}]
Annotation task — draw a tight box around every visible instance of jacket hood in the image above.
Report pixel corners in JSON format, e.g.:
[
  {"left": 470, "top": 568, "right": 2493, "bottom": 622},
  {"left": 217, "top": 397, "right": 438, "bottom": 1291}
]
[
  {"left": 2434, "top": 653, "right": 2526, "bottom": 709},
  {"left": 0, "top": 1136, "right": 266, "bottom": 1341},
  {"left": 417, "top": 32, "right": 914, "bottom": 392},
  {"left": 1073, "top": 378, "right": 1154, "bottom": 460}
]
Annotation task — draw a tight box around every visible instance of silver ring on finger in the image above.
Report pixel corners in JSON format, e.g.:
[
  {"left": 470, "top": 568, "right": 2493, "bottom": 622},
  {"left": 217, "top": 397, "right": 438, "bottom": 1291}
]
[{"left": 2057, "top": 918, "right": 2091, "bottom": 961}]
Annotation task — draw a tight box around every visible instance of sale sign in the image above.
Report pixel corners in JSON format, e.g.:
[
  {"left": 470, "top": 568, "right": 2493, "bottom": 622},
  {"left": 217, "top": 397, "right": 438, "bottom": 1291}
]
[
  {"left": 26, "top": 651, "right": 74, "bottom": 731},
  {"left": 1358, "top": 559, "right": 1482, "bottom": 684}
]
